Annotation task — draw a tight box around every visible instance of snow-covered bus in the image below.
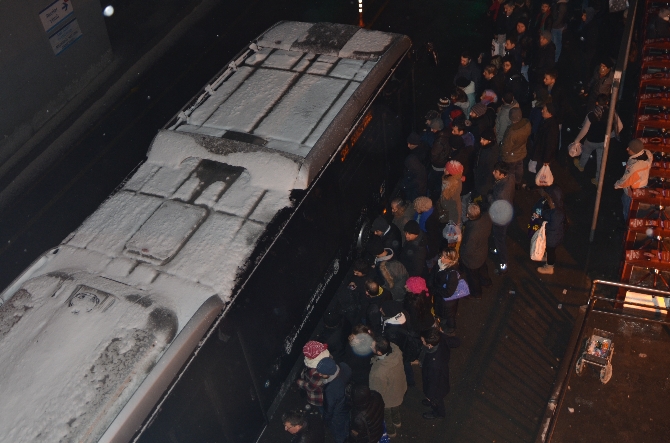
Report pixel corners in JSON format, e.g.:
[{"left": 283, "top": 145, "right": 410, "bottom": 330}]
[{"left": 0, "top": 22, "right": 411, "bottom": 442}]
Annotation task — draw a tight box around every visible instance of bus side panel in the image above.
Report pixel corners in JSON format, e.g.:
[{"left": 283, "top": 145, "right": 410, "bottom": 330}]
[{"left": 137, "top": 102, "right": 402, "bottom": 442}]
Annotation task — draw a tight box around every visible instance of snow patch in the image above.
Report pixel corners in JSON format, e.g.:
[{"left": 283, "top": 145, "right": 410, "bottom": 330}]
[
  {"left": 188, "top": 66, "right": 254, "bottom": 126},
  {"left": 339, "top": 28, "right": 393, "bottom": 60},
  {"left": 257, "top": 21, "right": 313, "bottom": 51}
]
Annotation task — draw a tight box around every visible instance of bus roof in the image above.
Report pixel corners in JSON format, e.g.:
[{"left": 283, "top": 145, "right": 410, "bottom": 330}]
[{"left": 0, "top": 21, "right": 410, "bottom": 442}]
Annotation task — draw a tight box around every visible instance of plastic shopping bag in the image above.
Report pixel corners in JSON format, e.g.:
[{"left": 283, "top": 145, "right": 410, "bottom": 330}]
[
  {"left": 528, "top": 160, "right": 537, "bottom": 174},
  {"left": 530, "top": 221, "right": 547, "bottom": 261},
  {"left": 568, "top": 142, "right": 582, "bottom": 158},
  {"left": 535, "top": 164, "right": 554, "bottom": 187}
]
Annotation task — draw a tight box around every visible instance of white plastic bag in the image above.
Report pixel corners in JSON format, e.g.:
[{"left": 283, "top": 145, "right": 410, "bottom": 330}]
[
  {"left": 535, "top": 164, "right": 554, "bottom": 186},
  {"left": 530, "top": 221, "right": 547, "bottom": 261},
  {"left": 491, "top": 38, "right": 500, "bottom": 57},
  {"left": 442, "top": 221, "right": 462, "bottom": 244},
  {"left": 568, "top": 142, "right": 582, "bottom": 157},
  {"left": 528, "top": 160, "right": 537, "bottom": 173}
]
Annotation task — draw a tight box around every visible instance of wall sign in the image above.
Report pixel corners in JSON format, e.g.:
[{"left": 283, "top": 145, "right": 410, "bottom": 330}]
[
  {"left": 48, "top": 18, "right": 82, "bottom": 55},
  {"left": 39, "top": 0, "right": 74, "bottom": 33}
]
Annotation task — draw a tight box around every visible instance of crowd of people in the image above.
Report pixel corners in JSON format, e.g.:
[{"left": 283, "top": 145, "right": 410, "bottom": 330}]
[{"left": 280, "top": 1, "right": 640, "bottom": 442}]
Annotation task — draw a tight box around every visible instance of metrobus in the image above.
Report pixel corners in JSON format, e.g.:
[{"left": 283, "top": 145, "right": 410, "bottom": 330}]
[{"left": 0, "top": 21, "right": 411, "bottom": 442}]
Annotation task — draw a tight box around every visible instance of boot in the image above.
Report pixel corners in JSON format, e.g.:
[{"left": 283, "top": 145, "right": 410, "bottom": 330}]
[{"left": 537, "top": 264, "right": 554, "bottom": 274}]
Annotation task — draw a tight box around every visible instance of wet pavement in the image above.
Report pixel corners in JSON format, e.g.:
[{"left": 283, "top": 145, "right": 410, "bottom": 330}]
[{"left": 0, "top": 0, "right": 657, "bottom": 442}]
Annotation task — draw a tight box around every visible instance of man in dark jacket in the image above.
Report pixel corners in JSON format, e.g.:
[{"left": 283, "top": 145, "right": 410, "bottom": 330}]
[
  {"left": 396, "top": 133, "right": 429, "bottom": 201},
  {"left": 348, "top": 386, "right": 385, "bottom": 443},
  {"left": 454, "top": 51, "right": 481, "bottom": 93},
  {"left": 361, "top": 279, "right": 392, "bottom": 334},
  {"left": 488, "top": 162, "right": 515, "bottom": 274},
  {"left": 532, "top": 103, "right": 559, "bottom": 167},
  {"left": 420, "top": 328, "right": 451, "bottom": 420},
  {"left": 474, "top": 128, "right": 499, "bottom": 199},
  {"left": 317, "top": 358, "right": 353, "bottom": 443},
  {"left": 372, "top": 217, "right": 402, "bottom": 257},
  {"left": 530, "top": 31, "right": 556, "bottom": 86},
  {"left": 398, "top": 220, "right": 427, "bottom": 277},
  {"left": 429, "top": 118, "right": 452, "bottom": 199},
  {"left": 283, "top": 409, "right": 326, "bottom": 443},
  {"left": 336, "top": 259, "right": 372, "bottom": 329},
  {"left": 500, "top": 108, "right": 531, "bottom": 187},
  {"left": 543, "top": 69, "right": 567, "bottom": 126},
  {"left": 459, "top": 203, "right": 492, "bottom": 299}
]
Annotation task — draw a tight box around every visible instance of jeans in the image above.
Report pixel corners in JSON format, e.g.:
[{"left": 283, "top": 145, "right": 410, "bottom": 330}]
[
  {"left": 508, "top": 160, "right": 524, "bottom": 185},
  {"left": 404, "top": 360, "right": 416, "bottom": 386},
  {"left": 384, "top": 407, "right": 402, "bottom": 435},
  {"left": 551, "top": 28, "right": 564, "bottom": 62},
  {"left": 579, "top": 140, "right": 604, "bottom": 181},
  {"left": 520, "top": 64, "right": 529, "bottom": 82},
  {"left": 622, "top": 191, "right": 632, "bottom": 221},
  {"left": 492, "top": 223, "right": 508, "bottom": 266}
]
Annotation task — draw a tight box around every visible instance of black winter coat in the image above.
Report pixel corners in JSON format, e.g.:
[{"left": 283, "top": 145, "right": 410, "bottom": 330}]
[
  {"left": 533, "top": 116, "right": 559, "bottom": 164},
  {"left": 489, "top": 175, "right": 515, "bottom": 206},
  {"left": 291, "top": 414, "right": 326, "bottom": 443},
  {"left": 398, "top": 231, "right": 427, "bottom": 277},
  {"left": 384, "top": 319, "right": 421, "bottom": 363},
  {"left": 344, "top": 344, "right": 372, "bottom": 386},
  {"left": 460, "top": 214, "right": 493, "bottom": 269},
  {"left": 530, "top": 42, "right": 556, "bottom": 84},
  {"left": 474, "top": 142, "right": 499, "bottom": 198},
  {"left": 323, "top": 363, "right": 353, "bottom": 425},
  {"left": 428, "top": 266, "right": 459, "bottom": 318},
  {"left": 397, "top": 152, "right": 428, "bottom": 202},
  {"left": 421, "top": 333, "right": 451, "bottom": 401},
  {"left": 430, "top": 130, "right": 452, "bottom": 169},
  {"left": 381, "top": 224, "right": 403, "bottom": 257},
  {"left": 348, "top": 390, "right": 385, "bottom": 443}
]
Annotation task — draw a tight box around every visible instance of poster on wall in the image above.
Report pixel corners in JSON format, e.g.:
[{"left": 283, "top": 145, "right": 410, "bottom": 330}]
[
  {"left": 48, "top": 18, "right": 83, "bottom": 55},
  {"left": 39, "top": 0, "right": 75, "bottom": 33}
]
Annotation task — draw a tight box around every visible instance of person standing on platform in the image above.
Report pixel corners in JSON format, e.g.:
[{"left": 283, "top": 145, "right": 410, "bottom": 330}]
[
  {"left": 419, "top": 328, "right": 451, "bottom": 420},
  {"left": 615, "top": 139, "right": 652, "bottom": 221},
  {"left": 369, "top": 336, "right": 407, "bottom": 438}
]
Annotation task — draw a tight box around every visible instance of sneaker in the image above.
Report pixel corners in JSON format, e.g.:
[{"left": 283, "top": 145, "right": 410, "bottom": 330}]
[
  {"left": 591, "top": 178, "right": 598, "bottom": 185},
  {"left": 422, "top": 412, "right": 445, "bottom": 420},
  {"left": 537, "top": 264, "right": 554, "bottom": 274},
  {"left": 573, "top": 158, "right": 584, "bottom": 172}
]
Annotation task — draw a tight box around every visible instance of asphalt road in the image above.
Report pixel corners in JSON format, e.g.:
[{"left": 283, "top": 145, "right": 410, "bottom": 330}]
[{"left": 0, "top": 0, "right": 637, "bottom": 442}]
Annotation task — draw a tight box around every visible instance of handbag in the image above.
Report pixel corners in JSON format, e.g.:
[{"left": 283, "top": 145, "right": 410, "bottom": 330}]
[
  {"left": 443, "top": 271, "right": 470, "bottom": 300},
  {"left": 568, "top": 141, "right": 582, "bottom": 157},
  {"left": 530, "top": 221, "right": 547, "bottom": 261},
  {"left": 535, "top": 164, "right": 554, "bottom": 186}
]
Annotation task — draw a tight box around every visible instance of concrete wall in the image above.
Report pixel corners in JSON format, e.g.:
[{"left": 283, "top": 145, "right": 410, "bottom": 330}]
[{"left": 0, "top": 0, "right": 111, "bottom": 163}]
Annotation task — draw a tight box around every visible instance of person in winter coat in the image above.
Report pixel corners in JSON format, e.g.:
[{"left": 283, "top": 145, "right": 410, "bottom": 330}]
[
  {"left": 495, "top": 91, "right": 520, "bottom": 144},
  {"left": 469, "top": 102, "right": 496, "bottom": 142},
  {"left": 317, "top": 358, "right": 353, "bottom": 443},
  {"left": 615, "top": 139, "right": 653, "bottom": 221},
  {"left": 488, "top": 162, "right": 515, "bottom": 274},
  {"left": 298, "top": 341, "right": 330, "bottom": 411},
  {"left": 361, "top": 276, "right": 392, "bottom": 334},
  {"left": 534, "top": 185, "right": 565, "bottom": 275},
  {"left": 500, "top": 107, "right": 531, "bottom": 186},
  {"left": 283, "top": 409, "right": 326, "bottom": 443},
  {"left": 648, "top": 7, "right": 670, "bottom": 39},
  {"left": 578, "top": 7, "right": 602, "bottom": 85},
  {"left": 404, "top": 276, "right": 436, "bottom": 333},
  {"left": 532, "top": 103, "right": 559, "bottom": 169},
  {"left": 429, "top": 118, "right": 452, "bottom": 199},
  {"left": 398, "top": 220, "right": 427, "bottom": 277},
  {"left": 379, "top": 259, "right": 409, "bottom": 303},
  {"left": 391, "top": 198, "right": 417, "bottom": 238},
  {"left": 542, "top": 68, "right": 567, "bottom": 126},
  {"left": 372, "top": 217, "right": 403, "bottom": 258},
  {"left": 455, "top": 77, "right": 476, "bottom": 116},
  {"left": 413, "top": 197, "right": 443, "bottom": 261},
  {"left": 474, "top": 128, "right": 499, "bottom": 199},
  {"left": 482, "top": 65, "right": 506, "bottom": 98},
  {"left": 572, "top": 94, "right": 620, "bottom": 185},
  {"left": 454, "top": 51, "right": 481, "bottom": 93},
  {"left": 448, "top": 132, "right": 475, "bottom": 214},
  {"left": 459, "top": 203, "right": 493, "bottom": 298},
  {"left": 438, "top": 162, "right": 463, "bottom": 225},
  {"left": 428, "top": 247, "right": 462, "bottom": 335},
  {"left": 551, "top": 0, "right": 569, "bottom": 61},
  {"left": 317, "top": 310, "right": 348, "bottom": 362},
  {"left": 348, "top": 385, "right": 385, "bottom": 443},
  {"left": 420, "top": 328, "right": 451, "bottom": 420},
  {"left": 532, "top": 1, "right": 553, "bottom": 39},
  {"left": 514, "top": 20, "right": 534, "bottom": 69},
  {"left": 344, "top": 325, "right": 375, "bottom": 386},
  {"left": 369, "top": 337, "right": 407, "bottom": 438},
  {"left": 501, "top": 59, "right": 526, "bottom": 110},
  {"left": 583, "top": 60, "right": 614, "bottom": 112},
  {"left": 495, "top": 1, "right": 522, "bottom": 56},
  {"left": 337, "top": 259, "right": 372, "bottom": 329},
  {"left": 530, "top": 31, "right": 556, "bottom": 86},
  {"left": 380, "top": 300, "right": 421, "bottom": 386},
  {"left": 396, "top": 133, "right": 429, "bottom": 201}
]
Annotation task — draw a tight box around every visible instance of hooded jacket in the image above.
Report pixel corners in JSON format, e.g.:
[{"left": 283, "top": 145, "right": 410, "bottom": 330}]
[
  {"left": 501, "top": 118, "right": 531, "bottom": 162},
  {"left": 369, "top": 343, "right": 408, "bottom": 408},
  {"left": 398, "top": 231, "right": 427, "bottom": 277},
  {"left": 379, "top": 260, "right": 409, "bottom": 302},
  {"left": 615, "top": 150, "right": 653, "bottom": 196},
  {"left": 421, "top": 333, "right": 451, "bottom": 401},
  {"left": 495, "top": 99, "right": 520, "bottom": 144}
]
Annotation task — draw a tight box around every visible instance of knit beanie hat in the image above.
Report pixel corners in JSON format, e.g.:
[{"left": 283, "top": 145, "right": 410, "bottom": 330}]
[
  {"left": 480, "top": 89, "right": 498, "bottom": 105},
  {"left": 316, "top": 357, "right": 338, "bottom": 376},
  {"left": 406, "top": 276, "right": 428, "bottom": 294},
  {"left": 470, "top": 103, "right": 487, "bottom": 118},
  {"left": 407, "top": 132, "right": 421, "bottom": 145},
  {"left": 481, "top": 128, "right": 496, "bottom": 143},
  {"left": 403, "top": 219, "right": 420, "bottom": 235},
  {"left": 628, "top": 139, "right": 644, "bottom": 154},
  {"left": 430, "top": 117, "right": 444, "bottom": 131},
  {"left": 445, "top": 160, "right": 464, "bottom": 176},
  {"left": 303, "top": 341, "right": 331, "bottom": 368},
  {"left": 372, "top": 216, "right": 390, "bottom": 232},
  {"left": 509, "top": 107, "right": 522, "bottom": 123},
  {"left": 437, "top": 97, "right": 451, "bottom": 110},
  {"left": 425, "top": 109, "right": 440, "bottom": 121}
]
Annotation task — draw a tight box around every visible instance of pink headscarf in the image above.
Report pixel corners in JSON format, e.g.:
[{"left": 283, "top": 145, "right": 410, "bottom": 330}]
[
  {"left": 303, "top": 341, "right": 328, "bottom": 359},
  {"left": 406, "top": 276, "right": 429, "bottom": 295}
]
